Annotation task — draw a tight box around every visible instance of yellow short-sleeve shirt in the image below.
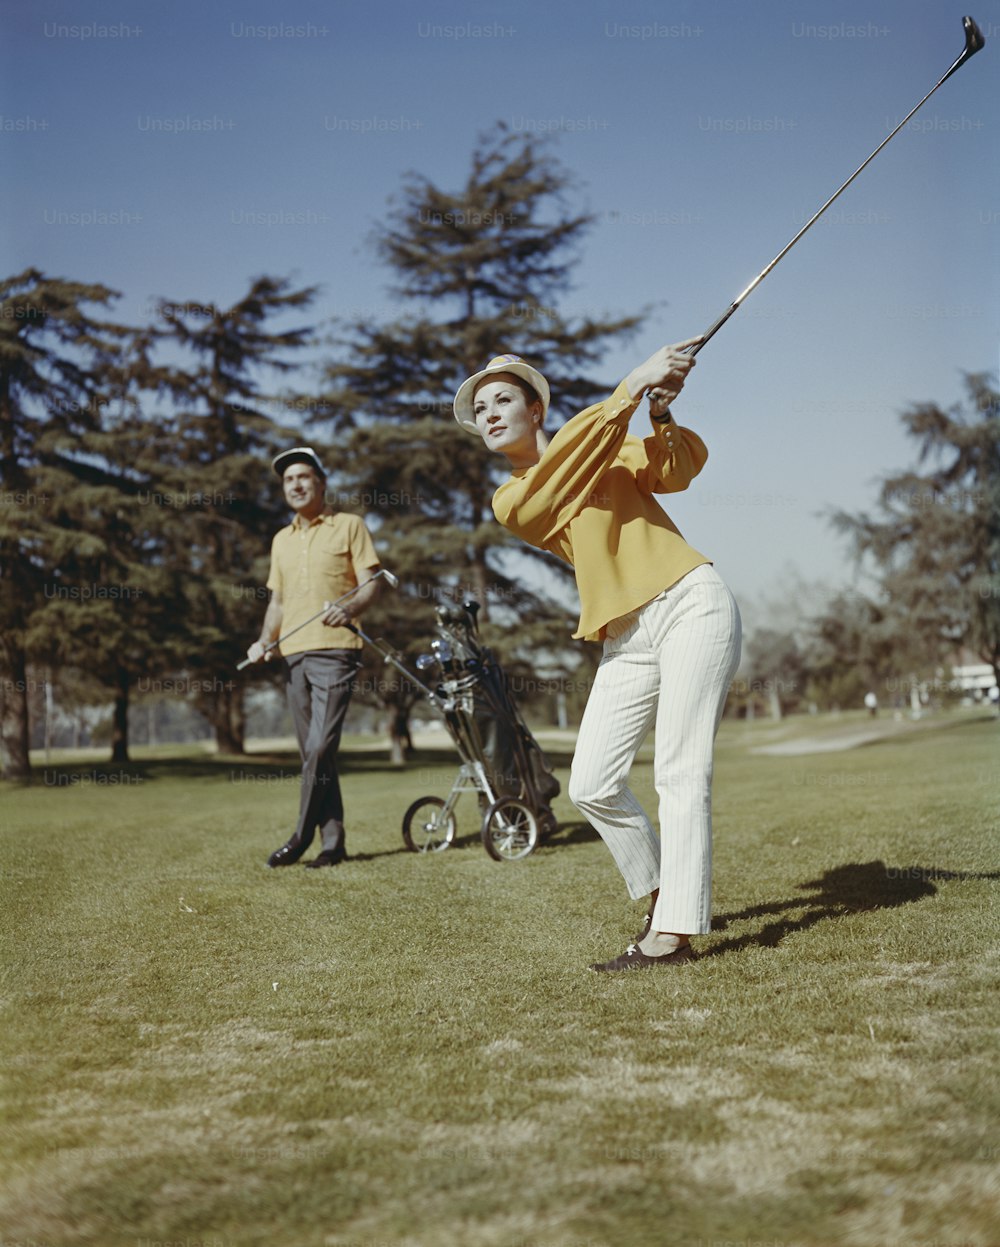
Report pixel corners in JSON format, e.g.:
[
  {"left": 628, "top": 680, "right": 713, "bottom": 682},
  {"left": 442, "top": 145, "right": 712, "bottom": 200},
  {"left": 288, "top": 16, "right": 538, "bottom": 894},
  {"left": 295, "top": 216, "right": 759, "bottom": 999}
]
[{"left": 266, "top": 510, "right": 379, "bottom": 655}]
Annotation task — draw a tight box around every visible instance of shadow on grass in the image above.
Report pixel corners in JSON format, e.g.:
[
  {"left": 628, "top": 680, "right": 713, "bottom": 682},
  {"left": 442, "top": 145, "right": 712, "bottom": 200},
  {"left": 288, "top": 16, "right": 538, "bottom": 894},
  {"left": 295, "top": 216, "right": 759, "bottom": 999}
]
[
  {"left": 342, "top": 814, "right": 595, "bottom": 862},
  {"left": 356, "top": 812, "right": 595, "bottom": 859},
  {"left": 28, "top": 746, "right": 498, "bottom": 786},
  {"left": 341, "top": 845, "right": 414, "bottom": 862},
  {"left": 542, "top": 819, "right": 602, "bottom": 847},
  {"left": 705, "top": 860, "right": 1000, "bottom": 957}
]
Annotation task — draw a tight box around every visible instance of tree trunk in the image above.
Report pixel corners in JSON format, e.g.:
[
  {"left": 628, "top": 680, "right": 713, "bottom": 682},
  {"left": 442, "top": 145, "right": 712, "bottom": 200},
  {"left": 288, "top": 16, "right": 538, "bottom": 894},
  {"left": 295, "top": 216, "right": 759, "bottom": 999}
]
[
  {"left": 44, "top": 669, "right": 54, "bottom": 761},
  {"left": 0, "top": 646, "right": 32, "bottom": 781},
  {"left": 211, "top": 685, "right": 245, "bottom": 755},
  {"left": 228, "top": 687, "right": 245, "bottom": 754},
  {"left": 110, "top": 666, "right": 130, "bottom": 763},
  {"left": 387, "top": 706, "right": 411, "bottom": 766}
]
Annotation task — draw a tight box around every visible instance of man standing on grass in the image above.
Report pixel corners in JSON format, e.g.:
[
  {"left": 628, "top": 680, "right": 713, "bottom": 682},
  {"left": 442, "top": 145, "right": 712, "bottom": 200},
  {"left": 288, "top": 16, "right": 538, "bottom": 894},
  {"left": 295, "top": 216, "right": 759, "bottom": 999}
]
[{"left": 245, "top": 448, "right": 381, "bottom": 869}]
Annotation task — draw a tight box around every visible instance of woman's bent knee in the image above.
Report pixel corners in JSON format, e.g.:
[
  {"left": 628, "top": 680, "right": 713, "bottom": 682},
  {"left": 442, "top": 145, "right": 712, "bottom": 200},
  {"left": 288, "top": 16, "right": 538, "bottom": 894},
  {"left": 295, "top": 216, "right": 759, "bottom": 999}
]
[{"left": 568, "top": 771, "right": 622, "bottom": 811}]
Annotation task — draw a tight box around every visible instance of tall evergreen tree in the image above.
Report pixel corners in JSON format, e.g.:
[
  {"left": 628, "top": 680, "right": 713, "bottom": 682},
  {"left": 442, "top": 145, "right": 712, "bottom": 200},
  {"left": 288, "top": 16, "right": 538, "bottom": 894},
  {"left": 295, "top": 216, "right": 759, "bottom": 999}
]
[
  {"left": 317, "top": 124, "right": 643, "bottom": 733},
  {"left": 32, "top": 319, "right": 194, "bottom": 763},
  {"left": 831, "top": 372, "right": 1000, "bottom": 689},
  {"left": 147, "top": 276, "right": 320, "bottom": 753},
  {"left": 0, "top": 269, "right": 133, "bottom": 779}
]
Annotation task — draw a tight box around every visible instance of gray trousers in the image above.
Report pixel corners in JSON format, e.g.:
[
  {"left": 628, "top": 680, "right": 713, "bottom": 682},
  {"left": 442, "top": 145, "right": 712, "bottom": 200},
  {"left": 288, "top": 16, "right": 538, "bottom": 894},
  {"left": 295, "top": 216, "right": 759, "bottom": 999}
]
[{"left": 285, "top": 650, "right": 361, "bottom": 854}]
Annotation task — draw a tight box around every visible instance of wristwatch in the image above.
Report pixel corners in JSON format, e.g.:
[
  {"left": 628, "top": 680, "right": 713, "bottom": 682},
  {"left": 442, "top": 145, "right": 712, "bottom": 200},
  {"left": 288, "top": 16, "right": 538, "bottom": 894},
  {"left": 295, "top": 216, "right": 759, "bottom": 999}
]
[{"left": 651, "top": 407, "right": 673, "bottom": 425}]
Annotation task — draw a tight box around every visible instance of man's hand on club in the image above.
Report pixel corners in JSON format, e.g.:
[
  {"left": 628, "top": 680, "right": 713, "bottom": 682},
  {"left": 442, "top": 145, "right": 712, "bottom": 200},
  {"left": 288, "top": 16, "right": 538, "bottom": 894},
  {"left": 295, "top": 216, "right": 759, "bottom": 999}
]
[
  {"left": 321, "top": 600, "right": 353, "bottom": 628},
  {"left": 246, "top": 640, "right": 275, "bottom": 664}
]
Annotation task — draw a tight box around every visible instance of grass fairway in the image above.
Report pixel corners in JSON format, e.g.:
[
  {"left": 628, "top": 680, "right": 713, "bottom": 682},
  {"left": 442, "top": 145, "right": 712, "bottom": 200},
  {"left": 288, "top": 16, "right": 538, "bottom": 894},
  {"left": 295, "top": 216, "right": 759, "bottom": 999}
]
[{"left": 2, "top": 711, "right": 998, "bottom": 1247}]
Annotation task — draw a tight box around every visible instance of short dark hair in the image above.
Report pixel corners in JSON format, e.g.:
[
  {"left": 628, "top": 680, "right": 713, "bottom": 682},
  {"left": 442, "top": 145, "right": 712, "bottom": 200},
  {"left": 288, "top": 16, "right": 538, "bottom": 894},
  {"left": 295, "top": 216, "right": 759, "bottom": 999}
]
[{"left": 509, "top": 377, "right": 542, "bottom": 409}]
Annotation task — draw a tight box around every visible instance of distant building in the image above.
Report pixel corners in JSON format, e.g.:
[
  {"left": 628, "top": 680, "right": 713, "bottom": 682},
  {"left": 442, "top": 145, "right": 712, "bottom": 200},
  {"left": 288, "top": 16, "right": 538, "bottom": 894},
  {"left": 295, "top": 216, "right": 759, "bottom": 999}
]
[{"left": 950, "top": 648, "right": 999, "bottom": 700}]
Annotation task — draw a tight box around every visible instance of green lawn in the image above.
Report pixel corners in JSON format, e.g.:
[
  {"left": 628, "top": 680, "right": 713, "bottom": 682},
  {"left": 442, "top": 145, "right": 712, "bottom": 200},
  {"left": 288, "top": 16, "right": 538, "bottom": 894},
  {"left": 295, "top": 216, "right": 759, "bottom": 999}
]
[{"left": 2, "top": 710, "right": 998, "bottom": 1247}]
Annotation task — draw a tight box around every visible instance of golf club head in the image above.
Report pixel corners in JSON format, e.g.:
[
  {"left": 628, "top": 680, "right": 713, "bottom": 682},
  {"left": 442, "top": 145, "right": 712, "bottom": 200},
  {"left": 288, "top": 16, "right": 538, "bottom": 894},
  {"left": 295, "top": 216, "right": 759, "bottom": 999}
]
[
  {"left": 462, "top": 599, "right": 481, "bottom": 631},
  {"left": 431, "top": 638, "right": 457, "bottom": 673},
  {"left": 962, "top": 15, "right": 986, "bottom": 58},
  {"left": 379, "top": 569, "right": 400, "bottom": 588}
]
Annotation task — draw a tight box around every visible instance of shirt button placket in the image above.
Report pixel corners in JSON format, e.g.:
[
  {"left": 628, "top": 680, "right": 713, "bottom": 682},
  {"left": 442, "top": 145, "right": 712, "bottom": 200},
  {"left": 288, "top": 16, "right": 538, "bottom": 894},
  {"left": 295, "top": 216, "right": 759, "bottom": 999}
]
[{"left": 299, "top": 525, "right": 310, "bottom": 593}]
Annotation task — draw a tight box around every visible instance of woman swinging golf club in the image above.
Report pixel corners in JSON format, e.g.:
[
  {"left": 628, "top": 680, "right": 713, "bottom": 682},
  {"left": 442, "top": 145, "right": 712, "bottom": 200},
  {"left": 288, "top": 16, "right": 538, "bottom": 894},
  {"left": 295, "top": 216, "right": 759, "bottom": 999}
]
[{"left": 453, "top": 344, "right": 741, "bottom": 971}]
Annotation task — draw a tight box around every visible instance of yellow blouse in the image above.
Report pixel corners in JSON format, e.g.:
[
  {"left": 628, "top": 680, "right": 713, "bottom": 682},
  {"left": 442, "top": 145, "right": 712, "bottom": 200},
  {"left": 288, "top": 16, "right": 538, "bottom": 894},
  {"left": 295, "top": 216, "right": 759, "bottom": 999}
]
[{"left": 492, "top": 379, "right": 710, "bottom": 641}]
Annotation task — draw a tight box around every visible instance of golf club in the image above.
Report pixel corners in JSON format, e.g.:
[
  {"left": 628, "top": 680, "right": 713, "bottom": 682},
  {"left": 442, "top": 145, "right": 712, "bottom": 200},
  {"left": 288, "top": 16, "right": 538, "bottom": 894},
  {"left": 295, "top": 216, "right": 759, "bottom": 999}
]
[
  {"left": 686, "top": 15, "right": 985, "bottom": 356},
  {"left": 344, "top": 620, "right": 448, "bottom": 707},
  {"left": 236, "top": 567, "right": 400, "bottom": 670}
]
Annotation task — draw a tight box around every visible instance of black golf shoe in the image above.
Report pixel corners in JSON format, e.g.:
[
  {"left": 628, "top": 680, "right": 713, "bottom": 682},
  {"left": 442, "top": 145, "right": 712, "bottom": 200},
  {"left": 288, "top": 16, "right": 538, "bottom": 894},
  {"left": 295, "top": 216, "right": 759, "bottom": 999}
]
[
  {"left": 303, "top": 848, "right": 347, "bottom": 869},
  {"left": 266, "top": 839, "right": 307, "bottom": 868},
  {"left": 589, "top": 942, "right": 696, "bottom": 973}
]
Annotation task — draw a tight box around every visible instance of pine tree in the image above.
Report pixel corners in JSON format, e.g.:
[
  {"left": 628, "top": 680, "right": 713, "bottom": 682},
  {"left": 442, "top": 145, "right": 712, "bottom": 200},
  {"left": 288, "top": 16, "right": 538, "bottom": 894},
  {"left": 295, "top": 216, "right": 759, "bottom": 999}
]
[
  {"left": 145, "top": 276, "right": 320, "bottom": 753},
  {"left": 832, "top": 372, "right": 1000, "bottom": 690},
  {"left": 316, "top": 124, "right": 644, "bottom": 738},
  {"left": 0, "top": 270, "right": 134, "bottom": 779}
]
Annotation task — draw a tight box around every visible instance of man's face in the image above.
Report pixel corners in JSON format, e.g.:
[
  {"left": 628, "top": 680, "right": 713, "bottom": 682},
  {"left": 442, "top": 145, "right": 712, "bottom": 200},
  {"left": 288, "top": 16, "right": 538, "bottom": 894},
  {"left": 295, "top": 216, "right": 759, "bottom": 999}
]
[{"left": 283, "top": 464, "right": 325, "bottom": 516}]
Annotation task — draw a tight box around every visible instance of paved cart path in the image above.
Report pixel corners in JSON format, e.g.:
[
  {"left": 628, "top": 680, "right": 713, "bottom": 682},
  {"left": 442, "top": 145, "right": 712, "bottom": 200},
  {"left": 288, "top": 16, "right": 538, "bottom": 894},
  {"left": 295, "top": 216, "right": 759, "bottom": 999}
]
[
  {"left": 744, "top": 712, "right": 996, "bottom": 755},
  {"left": 749, "top": 728, "right": 893, "bottom": 755}
]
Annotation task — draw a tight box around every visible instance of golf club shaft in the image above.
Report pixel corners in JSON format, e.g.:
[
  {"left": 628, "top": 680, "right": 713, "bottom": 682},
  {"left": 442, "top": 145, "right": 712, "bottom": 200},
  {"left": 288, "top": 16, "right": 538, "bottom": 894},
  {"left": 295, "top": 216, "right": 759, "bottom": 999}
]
[
  {"left": 236, "top": 568, "right": 396, "bottom": 670},
  {"left": 688, "top": 15, "right": 985, "bottom": 356},
  {"left": 344, "top": 623, "right": 445, "bottom": 706}
]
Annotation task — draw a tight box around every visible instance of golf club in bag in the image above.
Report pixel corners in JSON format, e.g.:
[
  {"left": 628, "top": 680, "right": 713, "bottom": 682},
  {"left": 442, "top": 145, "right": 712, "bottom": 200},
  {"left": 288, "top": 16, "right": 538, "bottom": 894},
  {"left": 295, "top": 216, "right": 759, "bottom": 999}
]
[
  {"left": 687, "top": 15, "right": 985, "bottom": 356},
  {"left": 348, "top": 599, "right": 561, "bottom": 861}
]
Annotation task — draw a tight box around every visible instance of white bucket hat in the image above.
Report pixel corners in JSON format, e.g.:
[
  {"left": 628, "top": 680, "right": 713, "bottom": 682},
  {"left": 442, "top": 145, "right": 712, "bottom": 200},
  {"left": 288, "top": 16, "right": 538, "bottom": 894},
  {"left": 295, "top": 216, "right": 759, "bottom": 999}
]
[{"left": 453, "top": 354, "right": 550, "bottom": 434}]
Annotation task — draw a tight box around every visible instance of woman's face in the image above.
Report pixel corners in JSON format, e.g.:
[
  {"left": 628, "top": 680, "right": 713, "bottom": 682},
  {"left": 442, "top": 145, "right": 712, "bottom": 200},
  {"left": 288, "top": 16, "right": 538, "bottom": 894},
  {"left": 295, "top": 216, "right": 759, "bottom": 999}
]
[{"left": 473, "top": 374, "right": 542, "bottom": 463}]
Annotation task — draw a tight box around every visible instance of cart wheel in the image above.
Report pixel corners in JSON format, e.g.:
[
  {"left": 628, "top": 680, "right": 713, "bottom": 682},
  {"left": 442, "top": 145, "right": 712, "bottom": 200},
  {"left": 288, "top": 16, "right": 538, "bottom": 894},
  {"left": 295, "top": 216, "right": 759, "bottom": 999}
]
[
  {"left": 402, "top": 796, "right": 456, "bottom": 853},
  {"left": 481, "top": 798, "right": 539, "bottom": 862}
]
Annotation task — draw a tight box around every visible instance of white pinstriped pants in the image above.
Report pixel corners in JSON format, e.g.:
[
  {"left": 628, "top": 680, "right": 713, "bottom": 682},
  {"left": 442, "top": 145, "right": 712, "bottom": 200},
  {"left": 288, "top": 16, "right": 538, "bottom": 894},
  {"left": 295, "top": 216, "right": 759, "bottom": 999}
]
[{"left": 568, "top": 564, "right": 742, "bottom": 935}]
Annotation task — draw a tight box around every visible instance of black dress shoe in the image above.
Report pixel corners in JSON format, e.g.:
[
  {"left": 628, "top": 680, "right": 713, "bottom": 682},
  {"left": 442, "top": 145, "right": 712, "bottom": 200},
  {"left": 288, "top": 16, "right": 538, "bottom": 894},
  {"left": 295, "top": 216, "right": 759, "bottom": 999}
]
[
  {"left": 303, "top": 848, "right": 347, "bottom": 868},
  {"left": 589, "top": 942, "right": 696, "bottom": 973},
  {"left": 266, "top": 840, "right": 307, "bottom": 868}
]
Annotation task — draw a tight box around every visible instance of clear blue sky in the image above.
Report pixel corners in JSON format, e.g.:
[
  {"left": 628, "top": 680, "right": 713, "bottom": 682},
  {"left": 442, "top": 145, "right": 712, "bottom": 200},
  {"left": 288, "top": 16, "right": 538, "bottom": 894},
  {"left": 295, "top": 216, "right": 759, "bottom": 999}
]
[{"left": 4, "top": 0, "right": 998, "bottom": 620}]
